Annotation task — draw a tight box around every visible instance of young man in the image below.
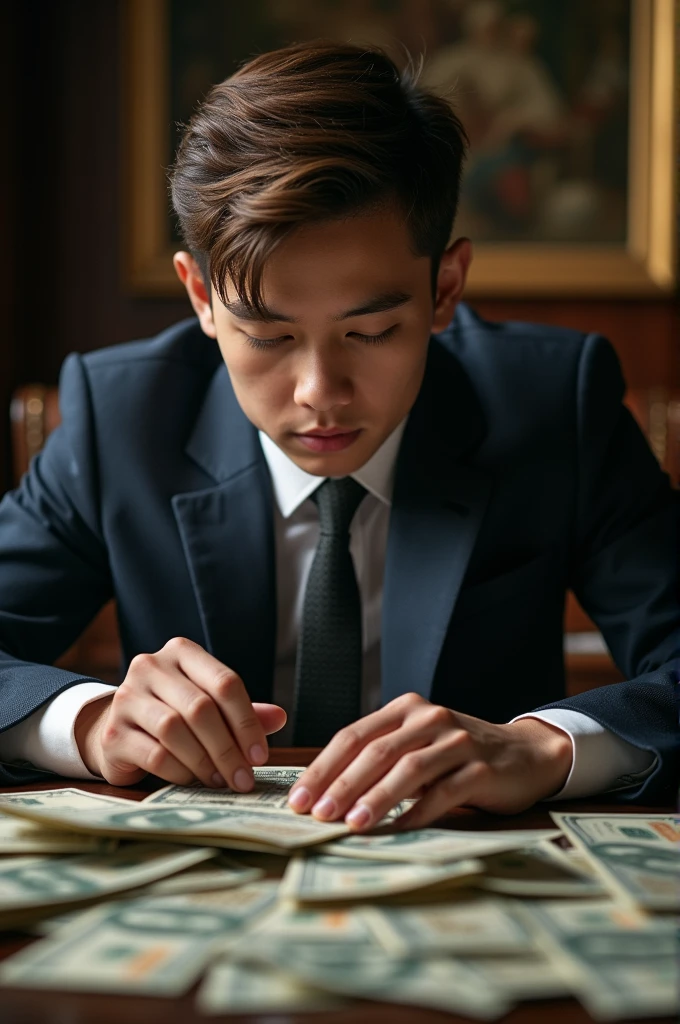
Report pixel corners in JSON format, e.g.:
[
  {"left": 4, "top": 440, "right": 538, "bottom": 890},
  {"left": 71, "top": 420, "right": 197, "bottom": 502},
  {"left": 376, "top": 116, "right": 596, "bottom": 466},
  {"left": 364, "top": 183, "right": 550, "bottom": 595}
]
[{"left": 0, "top": 42, "right": 677, "bottom": 829}]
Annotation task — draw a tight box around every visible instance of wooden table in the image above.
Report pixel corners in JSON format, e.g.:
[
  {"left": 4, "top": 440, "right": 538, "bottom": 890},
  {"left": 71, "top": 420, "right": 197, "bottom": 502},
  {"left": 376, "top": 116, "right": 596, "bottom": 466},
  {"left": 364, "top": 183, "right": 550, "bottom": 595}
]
[{"left": 1, "top": 748, "right": 673, "bottom": 1024}]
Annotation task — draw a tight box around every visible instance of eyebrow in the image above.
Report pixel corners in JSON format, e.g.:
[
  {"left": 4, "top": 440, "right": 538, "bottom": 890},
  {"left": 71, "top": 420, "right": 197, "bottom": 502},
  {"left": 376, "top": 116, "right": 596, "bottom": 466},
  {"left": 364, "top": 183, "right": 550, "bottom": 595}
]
[{"left": 224, "top": 290, "right": 413, "bottom": 324}]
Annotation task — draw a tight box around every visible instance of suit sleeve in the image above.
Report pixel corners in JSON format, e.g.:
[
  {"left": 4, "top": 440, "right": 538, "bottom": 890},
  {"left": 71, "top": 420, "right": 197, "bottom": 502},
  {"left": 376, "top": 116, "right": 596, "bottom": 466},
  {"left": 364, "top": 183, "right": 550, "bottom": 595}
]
[
  {"left": 533, "top": 333, "right": 680, "bottom": 804},
  {"left": 0, "top": 352, "right": 114, "bottom": 784}
]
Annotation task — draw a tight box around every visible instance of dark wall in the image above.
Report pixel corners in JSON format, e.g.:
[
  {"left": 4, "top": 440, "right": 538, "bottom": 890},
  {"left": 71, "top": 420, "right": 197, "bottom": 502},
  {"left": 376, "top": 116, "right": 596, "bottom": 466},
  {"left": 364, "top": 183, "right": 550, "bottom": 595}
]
[
  {"left": 2, "top": 0, "right": 192, "bottom": 494},
  {"left": 2, "top": 0, "right": 678, "bottom": 494}
]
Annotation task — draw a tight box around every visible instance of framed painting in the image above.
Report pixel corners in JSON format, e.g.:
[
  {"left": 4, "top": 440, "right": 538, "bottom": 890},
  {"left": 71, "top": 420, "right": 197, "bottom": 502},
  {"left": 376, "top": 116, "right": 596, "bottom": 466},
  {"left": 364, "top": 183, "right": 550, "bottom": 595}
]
[{"left": 123, "top": 0, "right": 677, "bottom": 296}]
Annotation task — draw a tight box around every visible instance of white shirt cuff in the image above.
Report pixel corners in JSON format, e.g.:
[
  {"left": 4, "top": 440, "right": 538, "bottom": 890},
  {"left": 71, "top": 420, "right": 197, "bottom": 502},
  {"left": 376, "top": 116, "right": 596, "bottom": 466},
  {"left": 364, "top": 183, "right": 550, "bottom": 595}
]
[
  {"left": 0, "top": 683, "right": 117, "bottom": 779},
  {"left": 510, "top": 709, "right": 658, "bottom": 800}
]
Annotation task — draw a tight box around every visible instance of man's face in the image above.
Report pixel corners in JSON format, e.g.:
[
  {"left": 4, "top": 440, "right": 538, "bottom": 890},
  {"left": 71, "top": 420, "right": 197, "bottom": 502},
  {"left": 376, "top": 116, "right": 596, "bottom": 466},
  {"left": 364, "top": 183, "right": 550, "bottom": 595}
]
[{"left": 176, "top": 206, "right": 470, "bottom": 476}]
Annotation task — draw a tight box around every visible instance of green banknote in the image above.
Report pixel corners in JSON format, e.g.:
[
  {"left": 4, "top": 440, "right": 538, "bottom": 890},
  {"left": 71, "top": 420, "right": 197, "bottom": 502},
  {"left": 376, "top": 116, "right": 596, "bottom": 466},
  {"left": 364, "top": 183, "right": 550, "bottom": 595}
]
[
  {"left": 143, "top": 767, "right": 308, "bottom": 811},
  {"left": 363, "top": 896, "right": 534, "bottom": 956},
  {"left": 146, "top": 769, "right": 408, "bottom": 822},
  {"left": 243, "top": 902, "right": 374, "bottom": 953},
  {"left": 138, "top": 853, "right": 262, "bottom": 896},
  {"left": 319, "top": 827, "right": 560, "bottom": 863},
  {"left": 478, "top": 842, "right": 606, "bottom": 898},
  {"left": 0, "top": 788, "right": 131, "bottom": 811},
  {"left": 0, "top": 844, "right": 215, "bottom": 929},
  {"left": 0, "top": 883, "right": 279, "bottom": 995},
  {"left": 197, "top": 959, "right": 348, "bottom": 1014},
  {"left": 466, "top": 954, "right": 572, "bottom": 1000},
  {"left": 248, "top": 939, "right": 511, "bottom": 1019},
  {"left": 519, "top": 898, "right": 679, "bottom": 1020},
  {"left": 0, "top": 788, "right": 128, "bottom": 854},
  {"left": 0, "top": 820, "right": 103, "bottom": 856},
  {"left": 0, "top": 793, "right": 351, "bottom": 849},
  {"left": 551, "top": 813, "right": 680, "bottom": 910},
  {"left": 280, "top": 852, "right": 483, "bottom": 903}
]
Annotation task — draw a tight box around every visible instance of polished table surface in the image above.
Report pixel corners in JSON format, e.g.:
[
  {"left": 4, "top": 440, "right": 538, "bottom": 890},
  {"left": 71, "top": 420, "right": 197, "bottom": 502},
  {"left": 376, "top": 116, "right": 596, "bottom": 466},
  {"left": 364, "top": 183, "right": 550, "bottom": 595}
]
[{"left": 0, "top": 748, "right": 674, "bottom": 1024}]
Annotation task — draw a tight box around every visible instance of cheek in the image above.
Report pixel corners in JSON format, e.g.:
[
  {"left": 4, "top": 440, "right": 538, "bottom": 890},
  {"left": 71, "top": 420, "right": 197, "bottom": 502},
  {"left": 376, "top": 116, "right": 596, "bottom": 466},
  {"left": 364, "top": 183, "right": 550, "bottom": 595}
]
[
  {"left": 226, "top": 354, "right": 291, "bottom": 423},
  {"left": 364, "top": 340, "right": 427, "bottom": 405}
]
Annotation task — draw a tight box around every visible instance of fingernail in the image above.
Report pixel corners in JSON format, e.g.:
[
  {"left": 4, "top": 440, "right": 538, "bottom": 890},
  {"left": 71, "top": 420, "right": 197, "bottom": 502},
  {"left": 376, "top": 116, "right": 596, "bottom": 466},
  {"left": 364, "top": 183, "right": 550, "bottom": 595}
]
[
  {"left": 249, "top": 744, "right": 267, "bottom": 766},
  {"left": 211, "top": 773, "right": 226, "bottom": 788},
  {"left": 233, "top": 768, "right": 254, "bottom": 792},
  {"left": 311, "top": 795, "right": 336, "bottom": 820},
  {"left": 346, "top": 804, "right": 372, "bottom": 829},
  {"left": 288, "top": 786, "right": 311, "bottom": 812}
]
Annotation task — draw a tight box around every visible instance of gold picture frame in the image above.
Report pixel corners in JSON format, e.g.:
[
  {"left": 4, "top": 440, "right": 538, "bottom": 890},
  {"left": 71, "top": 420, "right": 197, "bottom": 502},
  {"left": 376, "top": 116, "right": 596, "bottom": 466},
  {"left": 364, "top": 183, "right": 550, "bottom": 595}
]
[{"left": 123, "top": 0, "right": 677, "bottom": 297}]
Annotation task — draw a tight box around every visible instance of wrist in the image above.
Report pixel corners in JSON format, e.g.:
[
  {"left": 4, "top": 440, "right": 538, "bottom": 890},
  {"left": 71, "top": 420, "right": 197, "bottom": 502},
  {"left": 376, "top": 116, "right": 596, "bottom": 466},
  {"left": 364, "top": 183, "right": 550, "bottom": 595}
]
[
  {"left": 507, "top": 718, "right": 573, "bottom": 798},
  {"left": 74, "top": 695, "right": 113, "bottom": 776}
]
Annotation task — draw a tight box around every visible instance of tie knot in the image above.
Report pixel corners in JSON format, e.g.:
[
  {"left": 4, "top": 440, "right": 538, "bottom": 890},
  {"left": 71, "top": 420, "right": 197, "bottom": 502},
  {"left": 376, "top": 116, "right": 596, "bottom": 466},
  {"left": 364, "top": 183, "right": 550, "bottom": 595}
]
[{"left": 312, "top": 477, "right": 367, "bottom": 535}]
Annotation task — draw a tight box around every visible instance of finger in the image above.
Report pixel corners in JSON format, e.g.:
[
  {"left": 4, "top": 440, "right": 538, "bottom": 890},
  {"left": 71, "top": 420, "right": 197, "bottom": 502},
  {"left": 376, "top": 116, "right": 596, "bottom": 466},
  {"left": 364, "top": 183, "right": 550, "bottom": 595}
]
[
  {"left": 253, "top": 703, "right": 288, "bottom": 735},
  {"left": 307, "top": 712, "right": 449, "bottom": 822},
  {"left": 396, "top": 762, "right": 487, "bottom": 831},
  {"left": 163, "top": 637, "right": 269, "bottom": 767},
  {"left": 146, "top": 666, "right": 255, "bottom": 792},
  {"left": 341, "top": 736, "right": 470, "bottom": 831},
  {"left": 288, "top": 696, "right": 418, "bottom": 814},
  {"left": 130, "top": 693, "right": 222, "bottom": 789},
  {"left": 100, "top": 725, "right": 196, "bottom": 788}
]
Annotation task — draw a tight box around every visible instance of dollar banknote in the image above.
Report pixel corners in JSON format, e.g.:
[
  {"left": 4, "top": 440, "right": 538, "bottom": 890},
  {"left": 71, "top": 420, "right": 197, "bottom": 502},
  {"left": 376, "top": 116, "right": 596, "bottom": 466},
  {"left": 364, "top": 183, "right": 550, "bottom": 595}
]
[
  {"left": 467, "top": 954, "right": 572, "bottom": 1000},
  {"left": 519, "top": 898, "right": 680, "bottom": 1020},
  {"left": 363, "top": 896, "right": 534, "bottom": 956},
  {"left": 0, "top": 844, "right": 215, "bottom": 929},
  {"left": 0, "top": 883, "right": 279, "bottom": 995},
  {"left": 143, "top": 767, "right": 307, "bottom": 811},
  {"left": 550, "top": 813, "right": 680, "bottom": 910},
  {"left": 244, "top": 903, "right": 373, "bottom": 951},
  {"left": 30, "top": 854, "right": 264, "bottom": 934},
  {"left": 0, "top": 788, "right": 131, "bottom": 811},
  {"left": 249, "top": 938, "right": 511, "bottom": 1019},
  {"left": 319, "top": 827, "right": 560, "bottom": 863},
  {"left": 197, "top": 959, "right": 349, "bottom": 1014},
  {"left": 0, "top": 791, "right": 351, "bottom": 850},
  {"left": 138, "top": 853, "right": 262, "bottom": 896},
  {"left": 0, "top": 820, "right": 104, "bottom": 856},
  {"left": 145, "top": 768, "right": 408, "bottom": 821},
  {"left": 478, "top": 842, "right": 606, "bottom": 898},
  {"left": 280, "top": 852, "right": 483, "bottom": 903},
  {"left": 0, "top": 788, "right": 128, "bottom": 854}
]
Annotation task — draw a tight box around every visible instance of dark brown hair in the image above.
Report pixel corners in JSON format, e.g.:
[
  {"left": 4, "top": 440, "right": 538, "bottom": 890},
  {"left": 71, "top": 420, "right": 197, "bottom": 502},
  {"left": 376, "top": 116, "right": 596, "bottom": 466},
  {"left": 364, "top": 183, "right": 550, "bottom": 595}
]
[{"left": 169, "top": 39, "right": 467, "bottom": 317}]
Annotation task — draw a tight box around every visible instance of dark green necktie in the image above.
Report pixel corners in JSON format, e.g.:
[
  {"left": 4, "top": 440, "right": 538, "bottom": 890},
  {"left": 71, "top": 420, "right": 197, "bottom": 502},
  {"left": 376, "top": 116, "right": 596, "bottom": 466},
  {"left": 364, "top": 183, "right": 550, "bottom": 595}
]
[{"left": 292, "top": 477, "right": 367, "bottom": 746}]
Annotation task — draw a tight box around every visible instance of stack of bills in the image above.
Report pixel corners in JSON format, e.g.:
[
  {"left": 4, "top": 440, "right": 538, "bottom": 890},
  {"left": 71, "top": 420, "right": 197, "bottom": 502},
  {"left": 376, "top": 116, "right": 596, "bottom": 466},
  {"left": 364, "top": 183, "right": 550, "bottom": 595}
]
[{"left": 0, "top": 769, "right": 676, "bottom": 1020}]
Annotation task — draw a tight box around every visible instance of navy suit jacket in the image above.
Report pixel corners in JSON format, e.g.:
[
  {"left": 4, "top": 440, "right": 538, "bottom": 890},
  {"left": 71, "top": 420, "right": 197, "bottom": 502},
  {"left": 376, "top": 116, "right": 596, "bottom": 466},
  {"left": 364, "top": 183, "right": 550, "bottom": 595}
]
[{"left": 0, "top": 305, "right": 678, "bottom": 797}]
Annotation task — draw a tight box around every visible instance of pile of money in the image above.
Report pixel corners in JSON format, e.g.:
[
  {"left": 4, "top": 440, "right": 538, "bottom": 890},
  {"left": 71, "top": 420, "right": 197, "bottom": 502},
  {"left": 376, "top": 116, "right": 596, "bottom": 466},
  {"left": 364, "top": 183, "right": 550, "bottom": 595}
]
[{"left": 0, "top": 768, "right": 676, "bottom": 1020}]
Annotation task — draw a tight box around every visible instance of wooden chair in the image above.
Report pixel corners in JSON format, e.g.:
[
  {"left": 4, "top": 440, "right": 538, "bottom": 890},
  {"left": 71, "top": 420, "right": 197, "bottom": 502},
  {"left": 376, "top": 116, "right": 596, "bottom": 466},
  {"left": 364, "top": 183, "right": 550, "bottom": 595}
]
[
  {"left": 9, "top": 383, "right": 680, "bottom": 694},
  {"left": 9, "top": 386, "right": 121, "bottom": 684}
]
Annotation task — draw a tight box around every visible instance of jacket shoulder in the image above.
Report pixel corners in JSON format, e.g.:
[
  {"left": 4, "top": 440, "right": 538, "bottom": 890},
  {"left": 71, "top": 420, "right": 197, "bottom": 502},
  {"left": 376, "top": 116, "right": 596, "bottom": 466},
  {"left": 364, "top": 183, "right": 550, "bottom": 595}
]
[
  {"left": 79, "top": 317, "right": 219, "bottom": 375},
  {"left": 443, "top": 302, "right": 589, "bottom": 362}
]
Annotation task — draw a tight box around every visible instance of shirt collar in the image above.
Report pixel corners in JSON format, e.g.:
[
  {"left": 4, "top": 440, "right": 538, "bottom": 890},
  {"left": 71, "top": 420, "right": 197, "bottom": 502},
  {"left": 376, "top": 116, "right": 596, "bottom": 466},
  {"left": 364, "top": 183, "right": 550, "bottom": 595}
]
[{"left": 259, "top": 418, "right": 408, "bottom": 519}]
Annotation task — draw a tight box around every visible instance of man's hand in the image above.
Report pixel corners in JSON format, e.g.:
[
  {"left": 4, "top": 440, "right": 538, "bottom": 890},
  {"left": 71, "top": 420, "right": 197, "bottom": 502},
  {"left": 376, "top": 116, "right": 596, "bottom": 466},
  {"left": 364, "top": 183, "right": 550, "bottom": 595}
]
[
  {"left": 74, "top": 637, "right": 286, "bottom": 790},
  {"left": 287, "top": 693, "right": 573, "bottom": 830}
]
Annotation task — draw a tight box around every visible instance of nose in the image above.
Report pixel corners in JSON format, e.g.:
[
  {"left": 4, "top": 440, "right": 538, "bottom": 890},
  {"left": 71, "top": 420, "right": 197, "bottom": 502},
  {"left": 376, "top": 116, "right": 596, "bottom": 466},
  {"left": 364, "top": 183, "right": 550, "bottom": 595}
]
[{"left": 293, "top": 348, "right": 353, "bottom": 411}]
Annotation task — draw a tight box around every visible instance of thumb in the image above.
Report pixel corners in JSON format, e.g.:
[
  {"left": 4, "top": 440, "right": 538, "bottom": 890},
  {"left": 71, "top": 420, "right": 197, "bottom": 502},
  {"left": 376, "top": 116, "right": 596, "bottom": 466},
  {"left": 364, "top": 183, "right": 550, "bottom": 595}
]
[{"left": 253, "top": 702, "right": 288, "bottom": 735}]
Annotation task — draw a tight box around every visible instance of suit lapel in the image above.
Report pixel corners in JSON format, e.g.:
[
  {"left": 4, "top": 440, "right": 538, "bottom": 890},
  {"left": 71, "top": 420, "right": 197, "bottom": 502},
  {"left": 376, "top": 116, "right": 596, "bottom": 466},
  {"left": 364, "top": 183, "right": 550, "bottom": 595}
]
[
  {"left": 170, "top": 332, "right": 489, "bottom": 709},
  {"left": 381, "top": 340, "right": 491, "bottom": 705},
  {"left": 172, "top": 363, "right": 276, "bottom": 704}
]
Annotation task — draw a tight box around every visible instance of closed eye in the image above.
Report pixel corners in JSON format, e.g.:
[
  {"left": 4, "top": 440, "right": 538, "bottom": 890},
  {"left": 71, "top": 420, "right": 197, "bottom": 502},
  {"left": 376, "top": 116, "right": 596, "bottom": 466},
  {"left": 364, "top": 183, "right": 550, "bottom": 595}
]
[{"left": 244, "top": 325, "right": 398, "bottom": 351}]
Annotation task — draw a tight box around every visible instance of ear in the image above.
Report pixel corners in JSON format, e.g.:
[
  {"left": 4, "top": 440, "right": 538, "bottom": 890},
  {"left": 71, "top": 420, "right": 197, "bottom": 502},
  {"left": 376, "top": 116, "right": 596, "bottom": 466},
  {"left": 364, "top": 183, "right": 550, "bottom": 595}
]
[
  {"left": 431, "top": 238, "right": 473, "bottom": 334},
  {"left": 173, "top": 251, "right": 217, "bottom": 339}
]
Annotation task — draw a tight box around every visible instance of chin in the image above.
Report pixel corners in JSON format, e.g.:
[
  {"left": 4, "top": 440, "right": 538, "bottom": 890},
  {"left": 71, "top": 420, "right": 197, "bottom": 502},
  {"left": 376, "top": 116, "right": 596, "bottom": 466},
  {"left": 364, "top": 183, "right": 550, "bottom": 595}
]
[{"left": 292, "top": 441, "right": 376, "bottom": 477}]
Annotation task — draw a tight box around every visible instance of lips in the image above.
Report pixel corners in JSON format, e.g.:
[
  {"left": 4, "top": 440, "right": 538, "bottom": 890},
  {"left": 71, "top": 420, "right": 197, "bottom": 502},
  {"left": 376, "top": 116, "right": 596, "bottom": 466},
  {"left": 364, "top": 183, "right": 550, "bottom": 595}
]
[
  {"left": 294, "top": 428, "right": 362, "bottom": 453},
  {"left": 298, "top": 427, "right": 356, "bottom": 436}
]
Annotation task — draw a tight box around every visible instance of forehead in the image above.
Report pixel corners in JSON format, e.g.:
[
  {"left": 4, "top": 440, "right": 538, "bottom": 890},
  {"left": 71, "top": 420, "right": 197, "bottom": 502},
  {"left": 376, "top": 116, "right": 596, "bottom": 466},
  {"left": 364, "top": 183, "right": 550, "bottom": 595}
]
[{"left": 218, "top": 206, "right": 430, "bottom": 322}]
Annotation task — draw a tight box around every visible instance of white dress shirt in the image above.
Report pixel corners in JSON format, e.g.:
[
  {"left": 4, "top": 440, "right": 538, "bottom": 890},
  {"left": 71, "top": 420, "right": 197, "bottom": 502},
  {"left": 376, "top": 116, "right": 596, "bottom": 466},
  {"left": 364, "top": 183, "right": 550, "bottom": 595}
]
[{"left": 0, "top": 419, "right": 657, "bottom": 796}]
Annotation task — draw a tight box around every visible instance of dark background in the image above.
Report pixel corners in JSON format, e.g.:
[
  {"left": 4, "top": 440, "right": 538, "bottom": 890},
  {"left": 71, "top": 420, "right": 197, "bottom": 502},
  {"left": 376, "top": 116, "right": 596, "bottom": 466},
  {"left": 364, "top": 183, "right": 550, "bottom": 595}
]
[{"left": 1, "top": 0, "right": 678, "bottom": 497}]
